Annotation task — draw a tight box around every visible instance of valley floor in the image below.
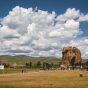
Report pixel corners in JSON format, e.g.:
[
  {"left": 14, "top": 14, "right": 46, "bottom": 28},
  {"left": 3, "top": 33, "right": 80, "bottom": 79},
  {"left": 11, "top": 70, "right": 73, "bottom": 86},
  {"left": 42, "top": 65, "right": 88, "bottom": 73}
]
[{"left": 0, "top": 70, "right": 88, "bottom": 88}]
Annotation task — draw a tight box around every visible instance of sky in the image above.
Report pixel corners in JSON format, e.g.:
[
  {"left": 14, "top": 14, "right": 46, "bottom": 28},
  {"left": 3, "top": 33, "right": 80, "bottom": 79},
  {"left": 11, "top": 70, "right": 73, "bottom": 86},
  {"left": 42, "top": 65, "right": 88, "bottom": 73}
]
[{"left": 0, "top": 0, "right": 88, "bottom": 58}]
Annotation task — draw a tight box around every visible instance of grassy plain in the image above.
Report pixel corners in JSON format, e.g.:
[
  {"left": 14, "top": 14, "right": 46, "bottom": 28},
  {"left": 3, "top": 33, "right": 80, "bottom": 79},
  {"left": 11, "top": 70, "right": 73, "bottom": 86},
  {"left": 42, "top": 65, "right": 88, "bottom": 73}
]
[
  {"left": 0, "top": 70, "right": 88, "bottom": 88},
  {"left": 0, "top": 56, "right": 88, "bottom": 88}
]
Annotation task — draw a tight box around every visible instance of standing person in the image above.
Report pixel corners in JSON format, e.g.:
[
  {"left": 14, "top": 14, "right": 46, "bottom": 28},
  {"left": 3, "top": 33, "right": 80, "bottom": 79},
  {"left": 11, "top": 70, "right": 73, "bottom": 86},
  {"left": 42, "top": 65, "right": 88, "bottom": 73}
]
[{"left": 22, "top": 69, "right": 24, "bottom": 73}]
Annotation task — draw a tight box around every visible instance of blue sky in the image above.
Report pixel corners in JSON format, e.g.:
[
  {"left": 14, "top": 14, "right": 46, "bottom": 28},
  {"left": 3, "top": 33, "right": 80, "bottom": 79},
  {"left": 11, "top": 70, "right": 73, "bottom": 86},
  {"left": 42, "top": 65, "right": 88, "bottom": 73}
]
[
  {"left": 0, "top": 0, "right": 88, "bottom": 36},
  {"left": 0, "top": 0, "right": 88, "bottom": 17},
  {"left": 0, "top": 0, "right": 88, "bottom": 58}
]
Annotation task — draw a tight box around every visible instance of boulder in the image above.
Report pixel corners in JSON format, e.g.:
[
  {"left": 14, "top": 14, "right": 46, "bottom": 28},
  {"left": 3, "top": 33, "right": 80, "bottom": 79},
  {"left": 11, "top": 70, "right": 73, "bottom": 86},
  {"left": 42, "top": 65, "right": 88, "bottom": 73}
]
[{"left": 61, "top": 46, "right": 82, "bottom": 68}]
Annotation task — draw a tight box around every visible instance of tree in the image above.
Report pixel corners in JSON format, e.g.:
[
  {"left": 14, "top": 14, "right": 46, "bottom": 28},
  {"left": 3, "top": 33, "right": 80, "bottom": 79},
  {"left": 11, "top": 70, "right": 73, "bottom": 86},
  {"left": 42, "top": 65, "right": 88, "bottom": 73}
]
[
  {"left": 42, "top": 62, "right": 51, "bottom": 70},
  {"left": 85, "top": 60, "right": 88, "bottom": 66},
  {"left": 25, "top": 62, "right": 32, "bottom": 68},
  {"left": 42, "top": 62, "right": 46, "bottom": 70},
  {"left": 51, "top": 63, "right": 54, "bottom": 68},
  {"left": 29, "top": 62, "right": 32, "bottom": 68},
  {"left": 36, "top": 61, "right": 41, "bottom": 68}
]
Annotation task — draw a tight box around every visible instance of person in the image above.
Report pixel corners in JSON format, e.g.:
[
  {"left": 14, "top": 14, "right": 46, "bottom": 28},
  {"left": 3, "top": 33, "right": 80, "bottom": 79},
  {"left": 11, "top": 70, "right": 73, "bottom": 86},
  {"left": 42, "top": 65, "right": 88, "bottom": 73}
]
[
  {"left": 22, "top": 69, "right": 24, "bottom": 73},
  {"left": 79, "top": 73, "right": 83, "bottom": 77}
]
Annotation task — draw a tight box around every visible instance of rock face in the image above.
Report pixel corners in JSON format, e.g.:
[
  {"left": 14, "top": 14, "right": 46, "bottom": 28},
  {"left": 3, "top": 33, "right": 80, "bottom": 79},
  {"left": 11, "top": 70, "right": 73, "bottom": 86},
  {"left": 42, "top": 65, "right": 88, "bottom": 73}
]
[{"left": 61, "top": 46, "right": 82, "bottom": 68}]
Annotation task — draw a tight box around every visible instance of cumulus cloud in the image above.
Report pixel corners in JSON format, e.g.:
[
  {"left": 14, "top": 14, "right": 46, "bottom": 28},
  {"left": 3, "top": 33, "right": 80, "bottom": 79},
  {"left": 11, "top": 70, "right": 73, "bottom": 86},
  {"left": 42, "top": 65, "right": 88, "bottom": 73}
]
[
  {"left": 56, "top": 8, "right": 80, "bottom": 22},
  {"left": 78, "top": 13, "right": 88, "bottom": 22},
  {"left": 0, "top": 25, "right": 20, "bottom": 40},
  {"left": 66, "top": 39, "right": 88, "bottom": 58},
  {"left": 0, "top": 6, "right": 88, "bottom": 58}
]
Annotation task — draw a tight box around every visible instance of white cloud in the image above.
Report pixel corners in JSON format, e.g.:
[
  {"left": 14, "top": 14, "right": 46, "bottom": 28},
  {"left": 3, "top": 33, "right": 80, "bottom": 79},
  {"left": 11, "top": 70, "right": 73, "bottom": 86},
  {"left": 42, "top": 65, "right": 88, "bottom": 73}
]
[
  {"left": 78, "top": 13, "right": 88, "bottom": 22},
  {"left": 49, "top": 19, "right": 80, "bottom": 39},
  {"left": 0, "top": 25, "right": 20, "bottom": 40},
  {"left": 66, "top": 39, "right": 88, "bottom": 58},
  {"left": 0, "top": 6, "right": 88, "bottom": 58},
  {"left": 48, "top": 29, "right": 62, "bottom": 38},
  {"left": 56, "top": 8, "right": 80, "bottom": 22},
  {"left": 64, "top": 8, "right": 80, "bottom": 19}
]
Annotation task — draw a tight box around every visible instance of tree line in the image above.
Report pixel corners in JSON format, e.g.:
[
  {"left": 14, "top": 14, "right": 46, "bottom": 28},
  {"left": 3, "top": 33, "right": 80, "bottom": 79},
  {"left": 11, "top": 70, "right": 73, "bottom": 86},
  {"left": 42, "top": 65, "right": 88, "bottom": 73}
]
[
  {"left": 1, "top": 60, "right": 88, "bottom": 70},
  {"left": 25, "top": 61, "right": 59, "bottom": 70}
]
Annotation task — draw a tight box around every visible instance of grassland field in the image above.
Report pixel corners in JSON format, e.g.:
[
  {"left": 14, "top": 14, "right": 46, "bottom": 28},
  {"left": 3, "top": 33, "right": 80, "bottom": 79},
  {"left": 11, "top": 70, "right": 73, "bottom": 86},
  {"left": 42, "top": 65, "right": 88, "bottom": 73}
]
[
  {"left": 0, "top": 55, "right": 88, "bottom": 88},
  {"left": 0, "top": 70, "right": 88, "bottom": 88}
]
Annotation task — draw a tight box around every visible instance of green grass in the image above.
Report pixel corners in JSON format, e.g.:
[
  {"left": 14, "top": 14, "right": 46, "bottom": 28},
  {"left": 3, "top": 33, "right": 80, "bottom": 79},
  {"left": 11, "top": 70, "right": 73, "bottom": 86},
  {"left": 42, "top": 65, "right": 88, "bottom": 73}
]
[
  {"left": 0, "top": 68, "right": 22, "bottom": 74},
  {"left": 0, "top": 68, "right": 40, "bottom": 74}
]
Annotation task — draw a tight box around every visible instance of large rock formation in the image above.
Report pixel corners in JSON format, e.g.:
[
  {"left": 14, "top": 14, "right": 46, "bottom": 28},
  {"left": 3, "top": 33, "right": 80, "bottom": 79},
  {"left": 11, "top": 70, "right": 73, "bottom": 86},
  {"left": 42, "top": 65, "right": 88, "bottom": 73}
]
[{"left": 61, "top": 46, "right": 82, "bottom": 69}]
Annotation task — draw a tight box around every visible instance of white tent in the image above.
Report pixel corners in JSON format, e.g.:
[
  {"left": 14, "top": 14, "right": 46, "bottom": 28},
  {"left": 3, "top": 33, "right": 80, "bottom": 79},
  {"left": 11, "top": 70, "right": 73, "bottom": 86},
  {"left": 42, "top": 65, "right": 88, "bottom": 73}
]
[{"left": 0, "top": 65, "right": 4, "bottom": 70}]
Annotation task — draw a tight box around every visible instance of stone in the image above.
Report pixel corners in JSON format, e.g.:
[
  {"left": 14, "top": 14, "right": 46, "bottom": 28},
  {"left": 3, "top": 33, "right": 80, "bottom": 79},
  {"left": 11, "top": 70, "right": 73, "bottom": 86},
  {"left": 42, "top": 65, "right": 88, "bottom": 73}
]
[{"left": 61, "top": 46, "right": 82, "bottom": 69}]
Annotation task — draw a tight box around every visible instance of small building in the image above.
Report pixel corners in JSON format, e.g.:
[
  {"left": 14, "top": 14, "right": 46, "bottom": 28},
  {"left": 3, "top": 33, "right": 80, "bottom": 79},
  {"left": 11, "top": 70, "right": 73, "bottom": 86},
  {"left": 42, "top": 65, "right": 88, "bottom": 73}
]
[{"left": 0, "top": 65, "right": 4, "bottom": 70}]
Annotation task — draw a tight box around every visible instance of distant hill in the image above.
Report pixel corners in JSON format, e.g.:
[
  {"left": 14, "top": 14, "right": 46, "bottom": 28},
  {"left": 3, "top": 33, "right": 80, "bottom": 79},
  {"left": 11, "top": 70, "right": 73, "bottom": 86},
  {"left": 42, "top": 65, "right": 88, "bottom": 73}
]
[{"left": 0, "top": 55, "right": 61, "bottom": 65}]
